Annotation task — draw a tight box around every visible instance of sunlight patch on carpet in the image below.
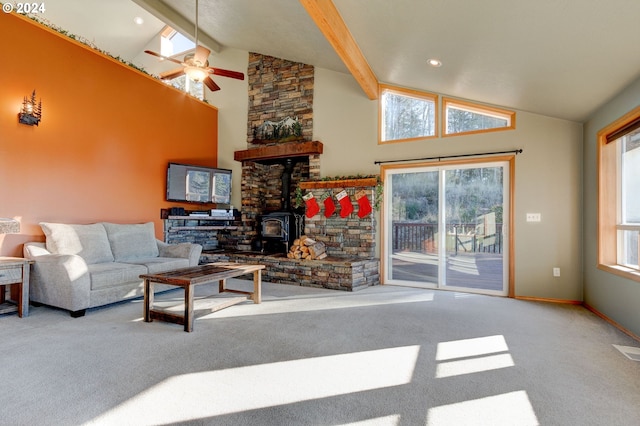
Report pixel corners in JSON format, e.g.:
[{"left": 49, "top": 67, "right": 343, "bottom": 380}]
[
  {"left": 436, "top": 335, "right": 508, "bottom": 361},
  {"left": 426, "top": 390, "right": 539, "bottom": 426},
  {"left": 199, "top": 292, "right": 436, "bottom": 319},
  {"left": 435, "top": 335, "right": 512, "bottom": 378},
  {"left": 436, "top": 353, "right": 514, "bottom": 378},
  {"left": 613, "top": 344, "right": 640, "bottom": 361},
  {"left": 87, "top": 346, "right": 420, "bottom": 424},
  {"left": 337, "top": 415, "right": 401, "bottom": 425}
]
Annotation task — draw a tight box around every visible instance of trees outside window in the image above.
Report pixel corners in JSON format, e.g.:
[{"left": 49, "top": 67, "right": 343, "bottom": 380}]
[
  {"left": 378, "top": 86, "right": 516, "bottom": 143},
  {"left": 379, "top": 85, "right": 437, "bottom": 143},
  {"left": 444, "top": 98, "right": 515, "bottom": 136}
]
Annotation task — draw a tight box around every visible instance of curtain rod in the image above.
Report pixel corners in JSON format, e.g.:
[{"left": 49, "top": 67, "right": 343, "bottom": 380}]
[{"left": 374, "top": 149, "right": 523, "bottom": 165}]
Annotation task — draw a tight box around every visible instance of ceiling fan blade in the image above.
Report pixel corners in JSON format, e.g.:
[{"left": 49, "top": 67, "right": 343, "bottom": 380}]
[
  {"left": 194, "top": 45, "right": 211, "bottom": 66},
  {"left": 210, "top": 68, "right": 245, "bottom": 80},
  {"left": 160, "top": 67, "right": 186, "bottom": 80},
  {"left": 203, "top": 76, "right": 221, "bottom": 92},
  {"left": 144, "top": 50, "right": 184, "bottom": 65}
]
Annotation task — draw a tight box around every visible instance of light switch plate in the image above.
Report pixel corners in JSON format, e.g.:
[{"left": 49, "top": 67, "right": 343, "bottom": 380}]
[{"left": 526, "top": 213, "right": 541, "bottom": 222}]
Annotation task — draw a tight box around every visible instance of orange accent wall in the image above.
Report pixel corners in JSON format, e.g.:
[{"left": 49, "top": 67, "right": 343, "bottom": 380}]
[{"left": 0, "top": 13, "right": 219, "bottom": 256}]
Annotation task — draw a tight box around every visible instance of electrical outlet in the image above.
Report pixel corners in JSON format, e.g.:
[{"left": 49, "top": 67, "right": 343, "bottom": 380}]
[
  {"left": 526, "top": 213, "right": 541, "bottom": 222},
  {"left": 553, "top": 267, "right": 560, "bottom": 277}
]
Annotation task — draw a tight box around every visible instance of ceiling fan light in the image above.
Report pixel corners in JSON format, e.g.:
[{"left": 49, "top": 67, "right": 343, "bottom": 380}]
[{"left": 185, "top": 66, "right": 207, "bottom": 82}]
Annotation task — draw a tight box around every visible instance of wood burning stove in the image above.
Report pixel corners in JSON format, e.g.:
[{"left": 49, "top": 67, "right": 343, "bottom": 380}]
[
  {"left": 257, "top": 158, "right": 304, "bottom": 253},
  {"left": 259, "top": 211, "right": 304, "bottom": 253}
]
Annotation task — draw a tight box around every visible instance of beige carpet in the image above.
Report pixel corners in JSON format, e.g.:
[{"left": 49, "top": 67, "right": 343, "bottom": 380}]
[{"left": 2, "top": 280, "right": 639, "bottom": 425}]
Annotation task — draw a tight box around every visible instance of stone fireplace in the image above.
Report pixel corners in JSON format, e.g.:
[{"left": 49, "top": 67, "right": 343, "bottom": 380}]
[
  {"left": 232, "top": 141, "right": 323, "bottom": 252},
  {"left": 196, "top": 53, "right": 379, "bottom": 290}
]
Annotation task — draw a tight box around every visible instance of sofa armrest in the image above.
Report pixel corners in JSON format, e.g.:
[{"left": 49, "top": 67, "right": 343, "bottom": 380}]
[
  {"left": 156, "top": 240, "right": 203, "bottom": 266},
  {"left": 23, "top": 242, "right": 91, "bottom": 312}
]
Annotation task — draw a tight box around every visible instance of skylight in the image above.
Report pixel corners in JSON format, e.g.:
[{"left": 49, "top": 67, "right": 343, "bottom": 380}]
[{"left": 160, "top": 26, "right": 195, "bottom": 58}]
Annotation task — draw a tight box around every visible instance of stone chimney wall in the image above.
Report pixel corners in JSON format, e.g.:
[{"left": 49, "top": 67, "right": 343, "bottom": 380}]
[
  {"left": 227, "top": 53, "right": 317, "bottom": 250},
  {"left": 247, "top": 52, "right": 314, "bottom": 146},
  {"left": 232, "top": 53, "right": 377, "bottom": 259}
]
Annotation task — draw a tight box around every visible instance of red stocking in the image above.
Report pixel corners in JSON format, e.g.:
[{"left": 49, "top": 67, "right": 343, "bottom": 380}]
[
  {"left": 355, "top": 189, "right": 372, "bottom": 218},
  {"left": 303, "top": 192, "right": 320, "bottom": 218},
  {"left": 335, "top": 190, "right": 354, "bottom": 218},
  {"left": 324, "top": 195, "right": 336, "bottom": 218}
]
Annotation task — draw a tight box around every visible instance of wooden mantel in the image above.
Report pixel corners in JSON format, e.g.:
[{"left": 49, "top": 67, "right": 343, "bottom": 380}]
[
  {"left": 234, "top": 141, "right": 323, "bottom": 163},
  {"left": 298, "top": 177, "right": 378, "bottom": 189}
]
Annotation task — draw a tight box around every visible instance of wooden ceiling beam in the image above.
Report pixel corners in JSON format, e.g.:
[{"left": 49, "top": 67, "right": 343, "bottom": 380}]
[{"left": 300, "top": 0, "right": 378, "bottom": 100}]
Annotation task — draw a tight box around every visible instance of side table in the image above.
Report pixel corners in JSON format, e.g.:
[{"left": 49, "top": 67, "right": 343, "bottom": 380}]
[{"left": 0, "top": 257, "right": 33, "bottom": 318}]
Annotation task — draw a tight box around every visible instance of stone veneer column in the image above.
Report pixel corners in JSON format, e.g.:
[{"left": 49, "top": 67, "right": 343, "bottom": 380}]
[
  {"left": 247, "top": 52, "right": 314, "bottom": 145},
  {"left": 230, "top": 53, "right": 317, "bottom": 250}
]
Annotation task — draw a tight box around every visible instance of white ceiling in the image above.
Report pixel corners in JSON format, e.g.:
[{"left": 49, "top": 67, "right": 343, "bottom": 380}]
[
  {"left": 36, "top": 0, "right": 165, "bottom": 62},
  {"left": 37, "top": 0, "right": 640, "bottom": 122}
]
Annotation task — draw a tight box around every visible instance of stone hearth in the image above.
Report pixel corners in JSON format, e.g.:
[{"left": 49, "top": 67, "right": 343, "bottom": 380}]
[{"left": 200, "top": 251, "right": 379, "bottom": 291}]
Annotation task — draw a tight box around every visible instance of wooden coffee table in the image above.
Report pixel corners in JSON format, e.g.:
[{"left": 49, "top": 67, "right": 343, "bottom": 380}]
[{"left": 141, "top": 262, "right": 265, "bottom": 332}]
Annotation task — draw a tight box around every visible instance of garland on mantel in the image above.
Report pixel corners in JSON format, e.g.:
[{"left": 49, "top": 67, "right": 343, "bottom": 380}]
[{"left": 295, "top": 174, "right": 383, "bottom": 211}]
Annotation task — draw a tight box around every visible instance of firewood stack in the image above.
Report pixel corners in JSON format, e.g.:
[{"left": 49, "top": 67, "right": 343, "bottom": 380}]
[{"left": 287, "top": 235, "right": 327, "bottom": 260}]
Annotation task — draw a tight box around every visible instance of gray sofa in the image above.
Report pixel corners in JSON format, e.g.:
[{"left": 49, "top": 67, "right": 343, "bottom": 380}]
[{"left": 23, "top": 222, "right": 202, "bottom": 317}]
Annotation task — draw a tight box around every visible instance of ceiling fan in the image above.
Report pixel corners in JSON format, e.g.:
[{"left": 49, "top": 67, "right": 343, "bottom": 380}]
[{"left": 144, "top": 0, "right": 244, "bottom": 92}]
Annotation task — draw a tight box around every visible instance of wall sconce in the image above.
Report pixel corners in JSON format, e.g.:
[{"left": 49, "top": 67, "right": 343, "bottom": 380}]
[{"left": 18, "top": 90, "right": 42, "bottom": 126}]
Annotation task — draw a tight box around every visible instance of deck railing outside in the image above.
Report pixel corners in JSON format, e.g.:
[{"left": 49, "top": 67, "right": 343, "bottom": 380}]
[{"left": 392, "top": 222, "right": 503, "bottom": 254}]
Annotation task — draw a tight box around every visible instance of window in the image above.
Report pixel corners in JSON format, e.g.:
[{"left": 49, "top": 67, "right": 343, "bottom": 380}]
[
  {"left": 443, "top": 98, "right": 515, "bottom": 136},
  {"left": 166, "top": 75, "right": 204, "bottom": 101},
  {"left": 378, "top": 86, "right": 516, "bottom": 143},
  {"left": 379, "top": 84, "right": 437, "bottom": 143},
  {"left": 598, "top": 105, "right": 640, "bottom": 281}
]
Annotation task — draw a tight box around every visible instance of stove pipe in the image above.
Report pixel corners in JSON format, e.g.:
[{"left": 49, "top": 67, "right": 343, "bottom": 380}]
[{"left": 281, "top": 158, "right": 295, "bottom": 211}]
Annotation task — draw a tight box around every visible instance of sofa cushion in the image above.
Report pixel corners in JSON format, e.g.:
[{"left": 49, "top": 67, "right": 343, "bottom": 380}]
[
  {"left": 40, "top": 222, "right": 114, "bottom": 265},
  {"left": 88, "top": 262, "right": 148, "bottom": 291},
  {"left": 125, "top": 257, "right": 190, "bottom": 274},
  {"left": 102, "top": 222, "right": 159, "bottom": 261}
]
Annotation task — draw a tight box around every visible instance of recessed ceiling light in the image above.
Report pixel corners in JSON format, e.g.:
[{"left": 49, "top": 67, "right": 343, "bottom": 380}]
[
  {"left": 428, "top": 58, "right": 442, "bottom": 67},
  {"left": 134, "top": 16, "right": 144, "bottom": 25}
]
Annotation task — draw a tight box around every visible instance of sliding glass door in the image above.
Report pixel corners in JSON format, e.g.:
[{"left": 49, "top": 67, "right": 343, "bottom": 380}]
[{"left": 383, "top": 160, "right": 510, "bottom": 296}]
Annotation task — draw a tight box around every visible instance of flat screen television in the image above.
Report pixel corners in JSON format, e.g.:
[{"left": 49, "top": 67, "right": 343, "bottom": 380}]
[{"left": 166, "top": 162, "right": 232, "bottom": 204}]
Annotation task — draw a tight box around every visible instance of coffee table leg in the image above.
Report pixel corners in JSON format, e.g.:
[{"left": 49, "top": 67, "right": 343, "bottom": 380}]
[
  {"left": 219, "top": 279, "right": 225, "bottom": 293},
  {"left": 143, "top": 279, "right": 153, "bottom": 322},
  {"left": 184, "top": 284, "right": 194, "bottom": 332},
  {"left": 253, "top": 270, "right": 262, "bottom": 304}
]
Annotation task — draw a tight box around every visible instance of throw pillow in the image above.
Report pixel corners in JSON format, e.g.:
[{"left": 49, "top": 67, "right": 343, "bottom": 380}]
[
  {"left": 102, "top": 222, "right": 159, "bottom": 261},
  {"left": 40, "top": 222, "right": 115, "bottom": 264}
]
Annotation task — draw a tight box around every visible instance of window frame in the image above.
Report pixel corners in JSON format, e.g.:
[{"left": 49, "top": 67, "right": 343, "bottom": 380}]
[
  {"left": 442, "top": 98, "right": 516, "bottom": 137},
  {"left": 597, "top": 105, "right": 640, "bottom": 282},
  {"left": 378, "top": 84, "right": 439, "bottom": 144}
]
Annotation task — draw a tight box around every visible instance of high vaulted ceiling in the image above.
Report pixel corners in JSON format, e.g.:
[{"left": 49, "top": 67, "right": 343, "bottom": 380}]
[{"left": 38, "top": 0, "right": 640, "bottom": 122}]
